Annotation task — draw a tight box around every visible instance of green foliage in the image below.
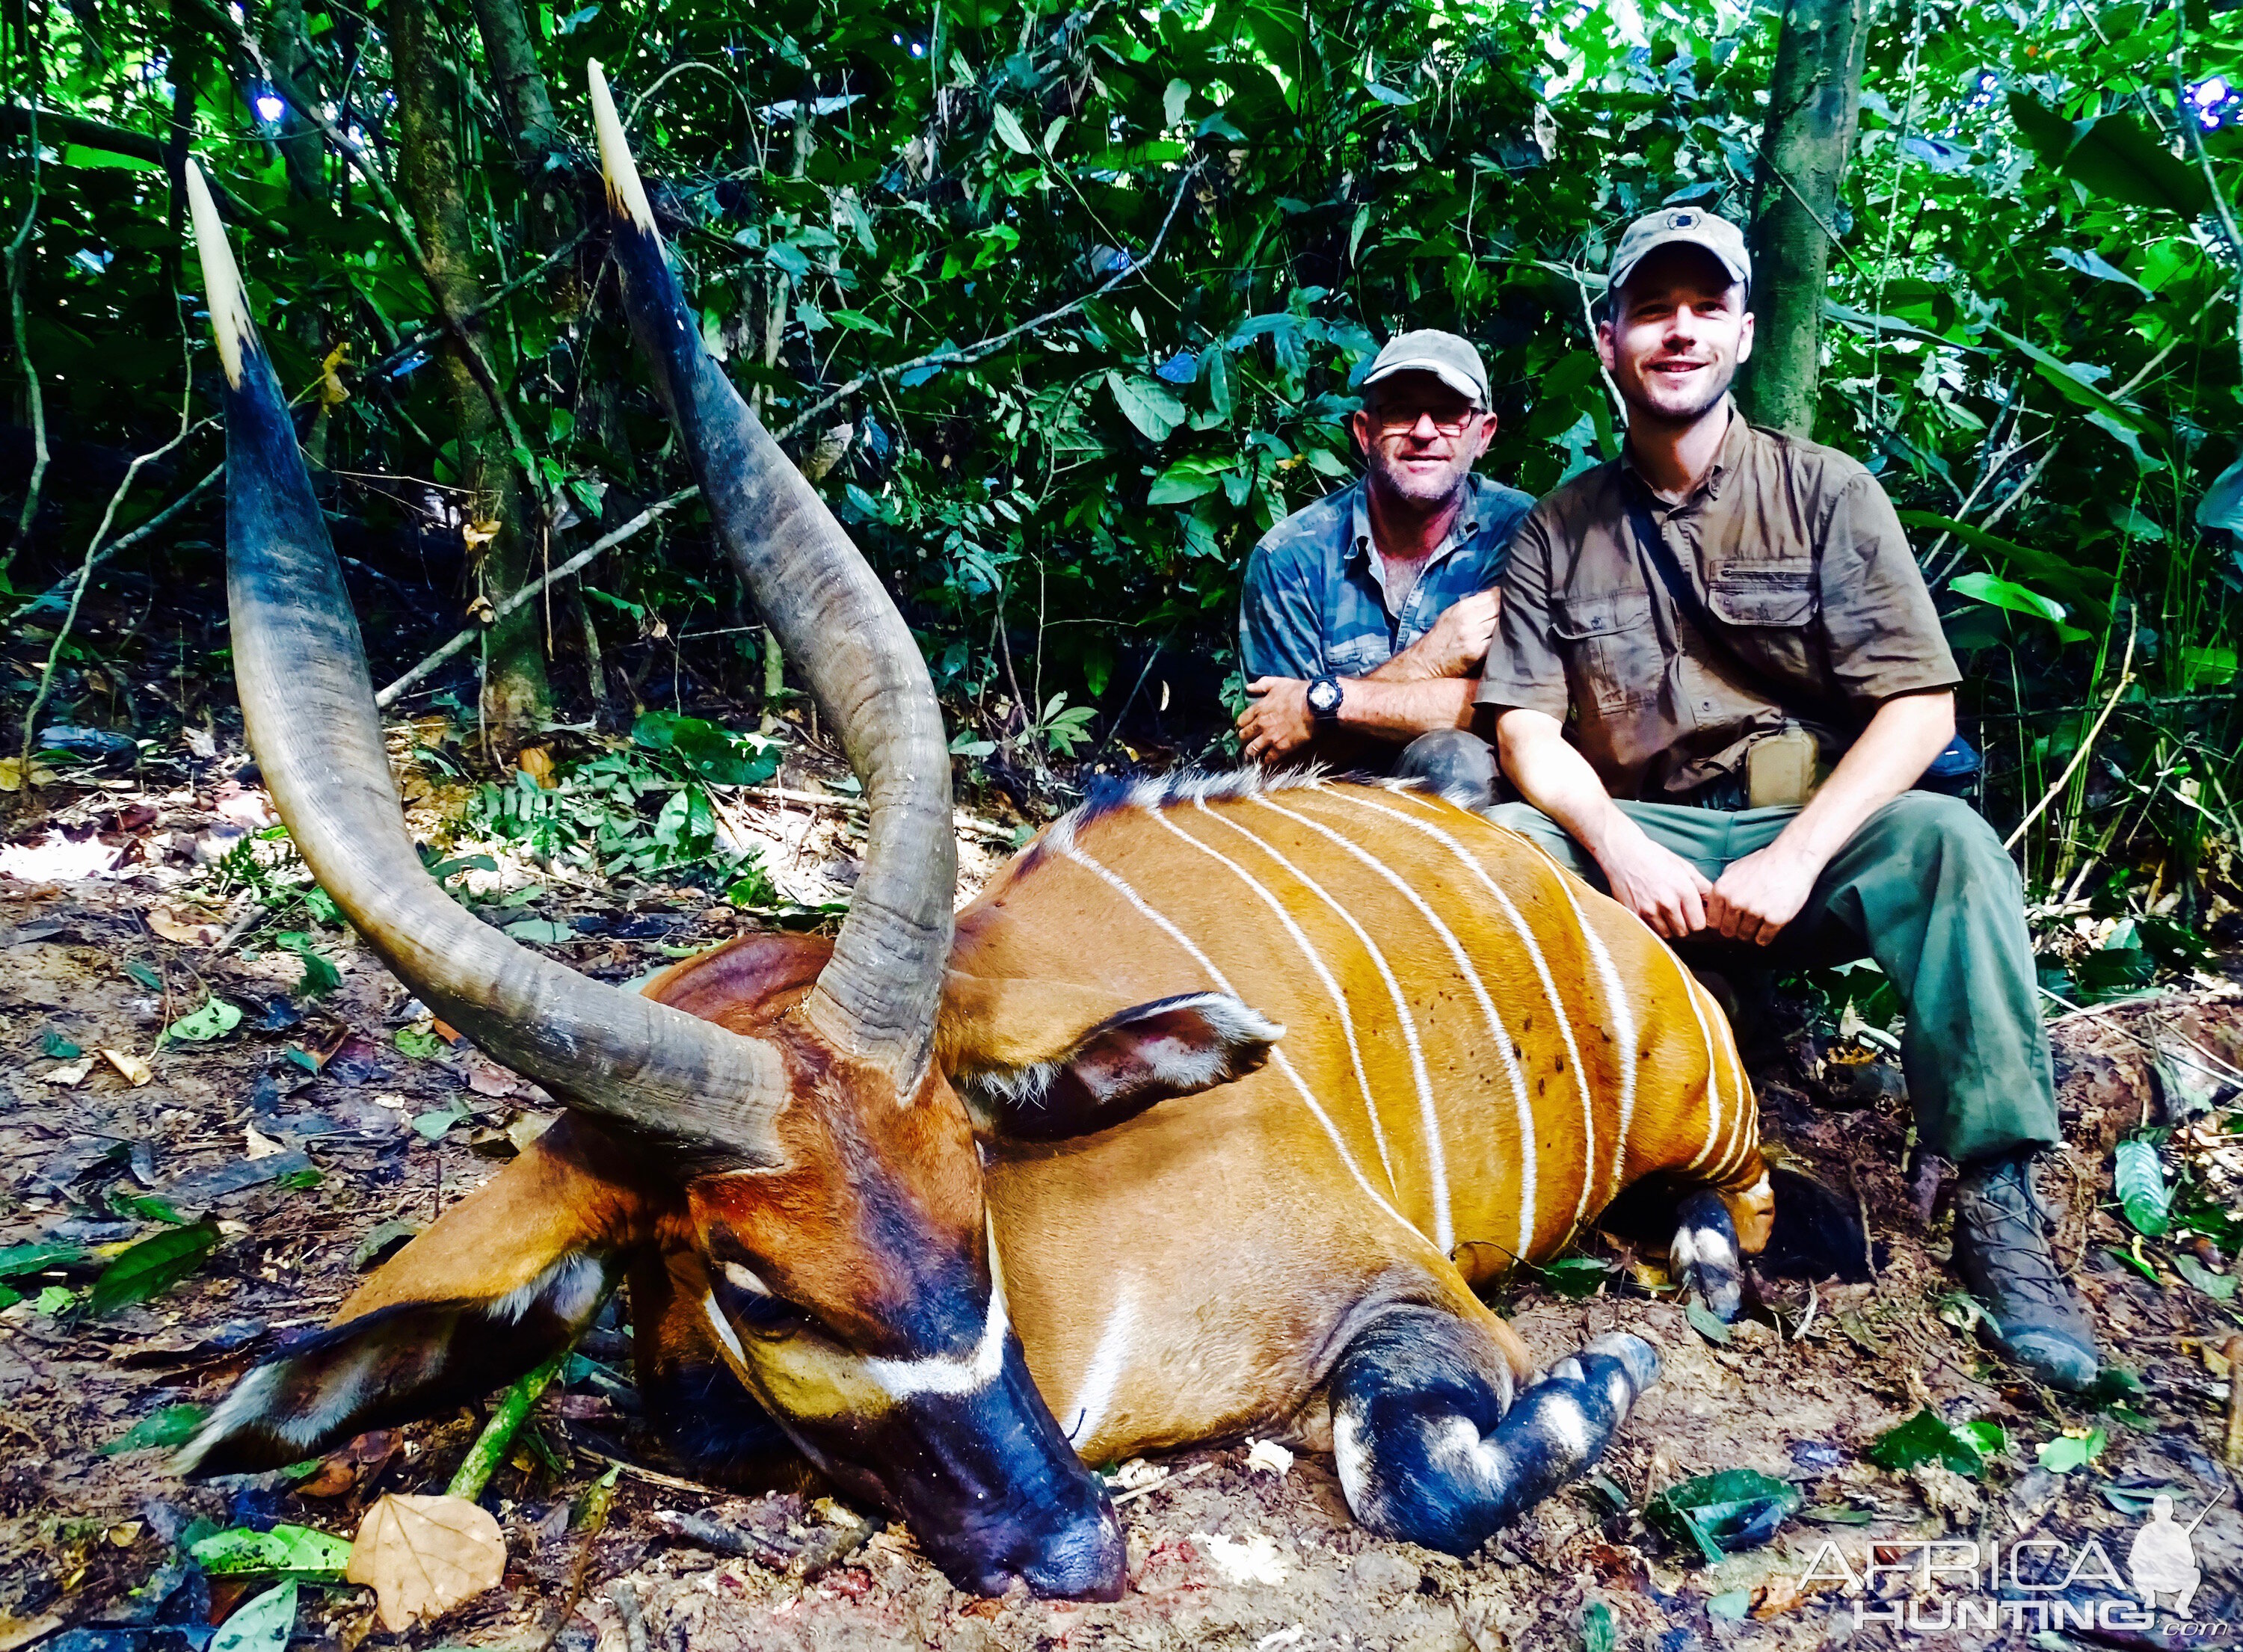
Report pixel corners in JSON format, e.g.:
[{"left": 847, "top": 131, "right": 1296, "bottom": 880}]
[
  {"left": 1643, "top": 1470, "right": 1800, "bottom": 1563},
  {"left": 1867, "top": 1408, "right": 2007, "bottom": 1478},
  {"left": 161, "top": 995, "right": 242, "bottom": 1045},
  {"left": 102, "top": 1403, "right": 209, "bottom": 1455},
  {"left": 2114, "top": 1136, "right": 2172, "bottom": 1237},
  {"left": 191, "top": 1526, "right": 351, "bottom": 1579},
  {"left": 86, "top": 1222, "right": 219, "bottom": 1316}
]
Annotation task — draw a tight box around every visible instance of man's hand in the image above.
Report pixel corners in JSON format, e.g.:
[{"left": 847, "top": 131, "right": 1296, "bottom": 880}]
[
  {"left": 1237, "top": 677, "right": 1315, "bottom": 765},
  {"left": 1595, "top": 827, "right": 1714, "bottom": 940},
  {"left": 1708, "top": 842, "right": 1823, "bottom": 946},
  {"left": 1380, "top": 590, "right": 1501, "bottom": 682}
]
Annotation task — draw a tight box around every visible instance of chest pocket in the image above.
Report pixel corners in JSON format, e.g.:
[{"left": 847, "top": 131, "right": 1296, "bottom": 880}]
[
  {"left": 1551, "top": 590, "right": 1661, "bottom": 712},
  {"left": 1326, "top": 633, "right": 1391, "bottom": 676},
  {"left": 1708, "top": 564, "right": 1818, "bottom": 682}
]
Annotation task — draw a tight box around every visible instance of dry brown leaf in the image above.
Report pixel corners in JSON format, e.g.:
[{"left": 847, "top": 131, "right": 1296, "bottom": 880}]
[
  {"left": 515, "top": 747, "right": 557, "bottom": 789},
  {"left": 345, "top": 1493, "right": 505, "bottom": 1633},
  {"left": 42, "top": 1059, "right": 91, "bottom": 1087},
  {"left": 148, "top": 906, "right": 226, "bottom": 947},
  {"left": 243, "top": 1124, "right": 286, "bottom": 1162},
  {"left": 463, "top": 519, "right": 501, "bottom": 549},
  {"left": 100, "top": 1048, "right": 153, "bottom": 1087}
]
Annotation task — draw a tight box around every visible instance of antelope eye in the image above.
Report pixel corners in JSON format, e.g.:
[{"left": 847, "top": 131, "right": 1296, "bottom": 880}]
[{"left": 712, "top": 1257, "right": 803, "bottom": 1331}]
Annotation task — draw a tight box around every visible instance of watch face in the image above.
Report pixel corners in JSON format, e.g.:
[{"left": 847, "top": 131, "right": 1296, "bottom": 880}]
[{"left": 1308, "top": 678, "right": 1341, "bottom": 716}]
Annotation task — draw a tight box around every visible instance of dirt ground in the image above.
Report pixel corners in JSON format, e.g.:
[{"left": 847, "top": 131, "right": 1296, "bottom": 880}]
[{"left": 4, "top": 763, "right": 2243, "bottom": 1652}]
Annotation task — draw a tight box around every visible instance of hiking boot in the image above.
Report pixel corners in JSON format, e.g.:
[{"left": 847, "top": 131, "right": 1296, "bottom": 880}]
[{"left": 1952, "top": 1151, "right": 2100, "bottom": 1391}]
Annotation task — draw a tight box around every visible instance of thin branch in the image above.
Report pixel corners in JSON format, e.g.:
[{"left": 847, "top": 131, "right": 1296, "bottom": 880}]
[
  {"left": 372, "top": 166, "right": 1204, "bottom": 709},
  {"left": 375, "top": 487, "right": 695, "bottom": 707},
  {"left": 18, "top": 339, "right": 200, "bottom": 789},
  {"left": 4, "top": 95, "right": 45, "bottom": 570},
  {"left": 360, "top": 224, "right": 593, "bottom": 383},
  {"left": 7, "top": 460, "right": 222, "bottom": 625}
]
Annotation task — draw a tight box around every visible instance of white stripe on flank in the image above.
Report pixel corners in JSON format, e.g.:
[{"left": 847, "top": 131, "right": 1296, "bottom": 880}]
[
  {"left": 1147, "top": 804, "right": 1397, "bottom": 1192},
  {"left": 1064, "top": 1282, "right": 1136, "bottom": 1448},
  {"left": 1052, "top": 835, "right": 1426, "bottom": 1245},
  {"left": 1250, "top": 795, "right": 1519, "bottom": 1261},
  {"left": 1679, "top": 969, "right": 1728, "bottom": 1174},
  {"left": 1338, "top": 789, "right": 1609, "bottom": 1225}
]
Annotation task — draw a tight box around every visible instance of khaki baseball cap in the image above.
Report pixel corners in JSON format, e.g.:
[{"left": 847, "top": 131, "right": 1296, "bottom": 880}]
[
  {"left": 1360, "top": 329, "right": 1489, "bottom": 405},
  {"left": 1607, "top": 206, "right": 1752, "bottom": 298}
]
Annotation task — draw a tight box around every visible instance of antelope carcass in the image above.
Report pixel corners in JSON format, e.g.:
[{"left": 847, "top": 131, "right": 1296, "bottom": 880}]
[{"left": 176, "top": 70, "right": 1821, "bottom": 1599}]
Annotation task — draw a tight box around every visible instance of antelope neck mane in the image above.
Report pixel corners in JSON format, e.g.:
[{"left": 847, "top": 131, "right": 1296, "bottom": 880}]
[{"left": 1026, "top": 766, "right": 1427, "bottom": 867}]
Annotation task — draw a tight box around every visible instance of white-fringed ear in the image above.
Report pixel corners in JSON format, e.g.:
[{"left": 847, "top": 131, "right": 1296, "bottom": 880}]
[
  {"left": 184, "top": 158, "right": 253, "bottom": 387},
  {"left": 587, "top": 60, "right": 659, "bottom": 236}
]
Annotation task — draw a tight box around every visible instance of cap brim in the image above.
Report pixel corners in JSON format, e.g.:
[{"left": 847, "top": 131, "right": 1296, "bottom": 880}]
[
  {"left": 1610, "top": 231, "right": 1751, "bottom": 298},
  {"left": 1360, "top": 358, "right": 1487, "bottom": 403}
]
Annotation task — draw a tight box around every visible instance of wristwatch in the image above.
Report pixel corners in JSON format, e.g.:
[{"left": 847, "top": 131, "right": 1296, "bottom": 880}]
[{"left": 1305, "top": 674, "right": 1344, "bottom": 724}]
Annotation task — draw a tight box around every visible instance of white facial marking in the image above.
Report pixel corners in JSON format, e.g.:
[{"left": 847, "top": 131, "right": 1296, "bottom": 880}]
[
  {"left": 1064, "top": 1283, "right": 1138, "bottom": 1447},
  {"left": 721, "top": 1260, "right": 772, "bottom": 1297},
  {"left": 1332, "top": 1410, "right": 1373, "bottom": 1509}
]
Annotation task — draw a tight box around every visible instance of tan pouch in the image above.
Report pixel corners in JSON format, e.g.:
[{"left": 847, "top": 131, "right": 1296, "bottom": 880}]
[{"left": 1745, "top": 725, "right": 1825, "bottom": 809}]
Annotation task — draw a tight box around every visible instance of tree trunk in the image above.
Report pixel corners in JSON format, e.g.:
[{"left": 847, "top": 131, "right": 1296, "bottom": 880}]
[
  {"left": 260, "top": 0, "right": 327, "bottom": 201},
  {"left": 467, "top": 0, "right": 560, "bottom": 176},
  {"left": 390, "top": 0, "right": 549, "bottom": 739},
  {"left": 1735, "top": 0, "right": 1869, "bottom": 439}
]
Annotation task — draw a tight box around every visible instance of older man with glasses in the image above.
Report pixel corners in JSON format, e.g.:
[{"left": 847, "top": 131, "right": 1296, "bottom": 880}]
[{"left": 1234, "top": 330, "right": 1531, "bottom": 807}]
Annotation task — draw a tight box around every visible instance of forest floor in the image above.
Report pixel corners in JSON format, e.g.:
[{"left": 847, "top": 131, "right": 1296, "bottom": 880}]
[{"left": 4, "top": 743, "right": 2243, "bottom": 1652}]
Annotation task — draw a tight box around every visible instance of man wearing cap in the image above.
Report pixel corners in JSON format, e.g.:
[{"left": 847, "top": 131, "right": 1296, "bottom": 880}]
[
  {"left": 1477, "top": 207, "right": 2100, "bottom": 1389},
  {"left": 1234, "top": 330, "right": 1531, "bottom": 807}
]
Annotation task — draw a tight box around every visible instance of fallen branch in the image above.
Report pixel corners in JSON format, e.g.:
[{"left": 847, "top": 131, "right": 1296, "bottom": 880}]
[{"left": 448, "top": 1349, "right": 570, "bottom": 1502}]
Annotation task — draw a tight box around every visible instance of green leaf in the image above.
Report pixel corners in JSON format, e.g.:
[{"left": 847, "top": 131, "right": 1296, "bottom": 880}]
[
  {"left": 1643, "top": 1470, "right": 1800, "bottom": 1562},
  {"left": 33, "top": 1285, "right": 76, "bottom": 1316},
  {"left": 412, "top": 1103, "right": 467, "bottom": 1141},
  {"left": 87, "top": 1222, "right": 219, "bottom": 1316},
  {"left": 1866, "top": 1408, "right": 1990, "bottom": 1477},
  {"left": 1581, "top": 1599, "right": 1616, "bottom": 1652},
  {"left": 164, "top": 996, "right": 243, "bottom": 1044},
  {"left": 108, "top": 1189, "right": 185, "bottom": 1225},
  {"left": 1163, "top": 78, "right": 1190, "bottom": 128},
  {"left": 2007, "top": 92, "right": 2081, "bottom": 163},
  {"left": 2064, "top": 115, "right": 2212, "bottom": 218},
  {"left": 125, "top": 959, "right": 162, "bottom": 990},
  {"left": 2180, "top": 647, "right": 2239, "bottom": 690},
  {"left": 1147, "top": 459, "right": 1225, "bottom": 505},
  {"left": 2197, "top": 451, "right": 2243, "bottom": 531},
  {"left": 503, "top": 918, "right": 574, "bottom": 944},
  {"left": 991, "top": 103, "right": 1034, "bottom": 155},
  {"left": 2105, "top": 1245, "right": 2162, "bottom": 1283},
  {"left": 102, "top": 1403, "right": 208, "bottom": 1454},
  {"left": 1684, "top": 1298, "right": 1732, "bottom": 1344},
  {"left": 1948, "top": 572, "right": 2066, "bottom": 624},
  {"left": 2035, "top": 1428, "right": 2108, "bottom": 1475},
  {"left": 2173, "top": 1251, "right": 2238, "bottom": 1301},
  {"left": 1534, "top": 1257, "right": 1616, "bottom": 1298},
  {"left": 211, "top": 1581, "right": 300, "bottom": 1652},
  {"left": 0, "top": 1241, "right": 87, "bottom": 1277},
  {"left": 276, "top": 932, "right": 339, "bottom": 998},
  {"left": 191, "top": 1525, "right": 353, "bottom": 1579},
  {"left": 1896, "top": 512, "right": 2107, "bottom": 619},
  {"left": 40, "top": 1031, "right": 80, "bottom": 1059},
  {"left": 1106, "top": 372, "right": 1186, "bottom": 443},
  {"left": 2115, "top": 1138, "right": 2170, "bottom": 1238},
  {"left": 1987, "top": 328, "right": 2161, "bottom": 439},
  {"left": 395, "top": 1024, "right": 445, "bottom": 1059}
]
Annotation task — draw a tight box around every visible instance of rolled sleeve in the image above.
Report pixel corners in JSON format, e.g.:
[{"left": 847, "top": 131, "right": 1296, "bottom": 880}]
[
  {"left": 1474, "top": 508, "right": 1572, "bottom": 718},
  {"left": 1818, "top": 473, "right": 1960, "bottom": 712},
  {"left": 1239, "top": 531, "right": 1326, "bottom": 682}
]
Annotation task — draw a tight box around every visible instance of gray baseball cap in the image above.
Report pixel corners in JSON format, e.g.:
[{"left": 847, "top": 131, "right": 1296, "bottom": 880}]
[
  {"left": 1360, "top": 329, "right": 1489, "bottom": 405},
  {"left": 1607, "top": 206, "right": 1752, "bottom": 298}
]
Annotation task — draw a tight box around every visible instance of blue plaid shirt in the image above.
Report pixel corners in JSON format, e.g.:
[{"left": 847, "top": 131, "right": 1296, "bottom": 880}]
[{"left": 1238, "top": 474, "right": 1534, "bottom": 681}]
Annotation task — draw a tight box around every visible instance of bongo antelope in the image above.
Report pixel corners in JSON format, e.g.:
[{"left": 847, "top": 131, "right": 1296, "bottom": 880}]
[{"left": 175, "top": 70, "right": 1795, "bottom": 1597}]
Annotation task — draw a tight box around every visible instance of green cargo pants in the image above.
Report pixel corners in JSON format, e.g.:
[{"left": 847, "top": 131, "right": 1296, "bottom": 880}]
[{"left": 1484, "top": 791, "right": 2058, "bottom": 1165}]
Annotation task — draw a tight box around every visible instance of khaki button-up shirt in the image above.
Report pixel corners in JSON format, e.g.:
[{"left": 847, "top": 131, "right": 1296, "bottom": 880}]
[{"left": 1477, "top": 410, "right": 1959, "bottom": 801}]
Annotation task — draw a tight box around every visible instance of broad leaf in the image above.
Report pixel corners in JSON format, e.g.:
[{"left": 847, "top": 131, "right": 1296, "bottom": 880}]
[
  {"left": 2197, "top": 451, "right": 2243, "bottom": 531},
  {"left": 164, "top": 996, "right": 242, "bottom": 1044},
  {"left": 2064, "top": 114, "right": 2212, "bottom": 218},
  {"left": 1106, "top": 372, "right": 1186, "bottom": 442},
  {"left": 211, "top": 1582, "right": 298, "bottom": 1652},
  {"left": 2114, "top": 1138, "right": 2170, "bottom": 1237},
  {"left": 990, "top": 103, "right": 1034, "bottom": 155},
  {"left": 1896, "top": 511, "right": 2107, "bottom": 618},
  {"left": 87, "top": 1222, "right": 218, "bottom": 1316},
  {"left": 1643, "top": 1470, "right": 1800, "bottom": 1563},
  {"left": 1948, "top": 572, "right": 2066, "bottom": 624},
  {"left": 0, "top": 1241, "right": 87, "bottom": 1277},
  {"left": 102, "top": 1403, "right": 207, "bottom": 1454},
  {"left": 1988, "top": 327, "right": 2162, "bottom": 439},
  {"left": 347, "top": 1494, "right": 506, "bottom": 1633},
  {"left": 191, "top": 1524, "right": 354, "bottom": 1579},
  {"left": 1867, "top": 1408, "right": 1993, "bottom": 1478}
]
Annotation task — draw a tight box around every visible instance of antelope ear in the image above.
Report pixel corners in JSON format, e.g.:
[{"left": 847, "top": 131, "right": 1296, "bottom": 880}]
[
  {"left": 944, "top": 978, "right": 1283, "bottom": 1141},
  {"left": 176, "top": 1117, "right": 671, "bottom": 1476}
]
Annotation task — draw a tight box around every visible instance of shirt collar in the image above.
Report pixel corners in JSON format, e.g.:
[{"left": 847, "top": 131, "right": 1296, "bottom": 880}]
[
  {"left": 1620, "top": 398, "right": 1747, "bottom": 507},
  {"left": 1346, "top": 472, "right": 1485, "bottom": 568}
]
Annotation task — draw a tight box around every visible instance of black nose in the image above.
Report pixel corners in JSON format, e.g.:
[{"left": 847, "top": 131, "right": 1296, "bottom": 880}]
[{"left": 1019, "top": 1497, "right": 1126, "bottom": 1600}]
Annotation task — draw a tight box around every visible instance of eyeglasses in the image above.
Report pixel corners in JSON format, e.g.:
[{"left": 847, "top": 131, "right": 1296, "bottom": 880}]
[{"left": 1367, "top": 404, "right": 1485, "bottom": 435}]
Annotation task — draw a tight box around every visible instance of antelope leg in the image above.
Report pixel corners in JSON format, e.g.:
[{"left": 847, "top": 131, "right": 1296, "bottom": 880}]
[
  {"left": 1671, "top": 1188, "right": 1745, "bottom": 1323},
  {"left": 1327, "top": 1306, "right": 1658, "bottom": 1556}
]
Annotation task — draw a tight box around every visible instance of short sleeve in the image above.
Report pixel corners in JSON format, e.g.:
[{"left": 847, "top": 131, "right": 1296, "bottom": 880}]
[
  {"left": 1474, "top": 507, "right": 1571, "bottom": 718},
  {"left": 1817, "top": 472, "right": 1960, "bottom": 711},
  {"left": 1238, "top": 531, "right": 1326, "bottom": 682}
]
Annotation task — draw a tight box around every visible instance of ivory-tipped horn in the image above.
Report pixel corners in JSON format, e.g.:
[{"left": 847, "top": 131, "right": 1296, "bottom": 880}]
[
  {"left": 588, "top": 63, "right": 956, "bottom": 1088},
  {"left": 185, "top": 158, "right": 788, "bottom": 1162}
]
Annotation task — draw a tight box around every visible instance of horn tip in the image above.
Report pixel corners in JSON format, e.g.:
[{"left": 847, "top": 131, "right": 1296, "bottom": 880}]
[
  {"left": 586, "top": 61, "right": 658, "bottom": 237},
  {"left": 182, "top": 156, "right": 251, "bottom": 389}
]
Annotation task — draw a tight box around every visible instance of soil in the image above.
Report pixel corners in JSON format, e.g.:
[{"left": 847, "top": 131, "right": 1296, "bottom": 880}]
[{"left": 4, "top": 761, "right": 2243, "bottom": 1652}]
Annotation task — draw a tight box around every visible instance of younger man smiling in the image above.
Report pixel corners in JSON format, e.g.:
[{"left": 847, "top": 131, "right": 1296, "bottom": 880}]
[{"left": 1480, "top": 208, "right": 2100, "bottom": 1390}]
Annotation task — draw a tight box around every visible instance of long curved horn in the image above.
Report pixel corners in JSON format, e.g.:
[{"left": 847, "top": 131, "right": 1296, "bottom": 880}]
[
  {"left": 588, "top": 63, "right": 956, "bottom": 1088},
  {"left": 185, "top": 159, "right": 788, "bottom": 1161}
]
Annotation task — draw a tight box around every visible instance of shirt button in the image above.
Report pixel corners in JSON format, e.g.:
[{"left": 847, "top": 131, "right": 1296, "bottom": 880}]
[{"left": 1699, "top": 699, "right": 1715, "bottom": 711}]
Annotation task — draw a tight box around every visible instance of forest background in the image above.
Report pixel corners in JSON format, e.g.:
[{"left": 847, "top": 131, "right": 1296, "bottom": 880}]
[{"left": 2, "top": 0, "right": 2240, "bottom": 1002}]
